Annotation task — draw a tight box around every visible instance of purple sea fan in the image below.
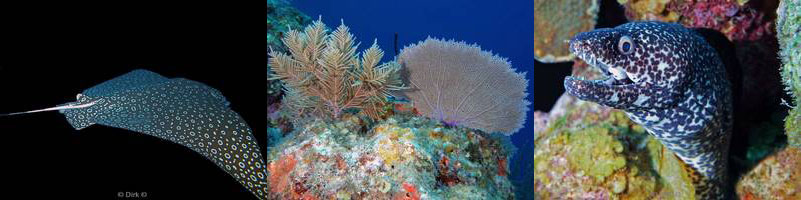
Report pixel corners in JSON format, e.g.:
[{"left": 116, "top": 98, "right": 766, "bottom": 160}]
[{"left": 398, "top": 38, "right": 530, "bottom": 135}]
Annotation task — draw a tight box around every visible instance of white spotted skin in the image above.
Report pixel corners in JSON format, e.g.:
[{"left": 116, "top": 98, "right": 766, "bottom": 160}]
[
  {"left": 60, "top": 71, "right": 268, "bottom": 199},
  {"left": 565, "top": 22, "right": 733, "bottom": 199}
]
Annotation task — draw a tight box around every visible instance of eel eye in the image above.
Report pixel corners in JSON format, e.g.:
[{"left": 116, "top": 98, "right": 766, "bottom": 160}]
[{"left": 618, "top": 36, "right": 634, "bottom": 55}]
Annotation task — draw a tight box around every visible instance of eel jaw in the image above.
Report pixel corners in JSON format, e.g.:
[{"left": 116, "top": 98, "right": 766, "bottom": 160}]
[
  {"left": 563, "top": 52, "right": 641, "bottom": 109},
  {"left": 570, "top": 52, "right": 636, "bottom": 86},
  {"left": 564, "top": 53, "right": 682, "bottom": 110}
]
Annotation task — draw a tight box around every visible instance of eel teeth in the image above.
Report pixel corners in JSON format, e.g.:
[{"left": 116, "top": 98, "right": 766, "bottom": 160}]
[{"left": 578, "top": 55, "right": 635, "bottom": 86}]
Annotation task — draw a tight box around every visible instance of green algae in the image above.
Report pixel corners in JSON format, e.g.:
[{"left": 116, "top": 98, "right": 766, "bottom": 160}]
[
  {"left": 777, "top": 0, "right": 801, "bottom": 148},
  {"left": 567, "top": 126, "right": 627, "bottom": 181},
  {"left": 534, "top": 93, "right": 695, "bottom": 198},
  {"left": 646, "top": 135, "right": 694, "bottom": 200},
  {"left": 787, "top": 109, "right": 801, "bottom": 147}
]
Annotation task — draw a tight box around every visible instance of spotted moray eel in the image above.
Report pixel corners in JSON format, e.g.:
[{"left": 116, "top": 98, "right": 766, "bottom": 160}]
[{"left": 563, "top": 21, "right": 732, "bottom": 199}]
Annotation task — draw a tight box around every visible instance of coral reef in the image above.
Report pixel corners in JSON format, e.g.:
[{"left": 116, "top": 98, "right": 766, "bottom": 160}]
[
  {"left": 534, "top": 0, "right": 599, "bottom": 63},
  {"left": 618, "top": 0, "right": 774, "bottom": 41},
  {"left": 736, "top": 147, "right": 801, "bottom": 199},
  {"left": 534, "top": 61, "right": 694, "bottom": 199},
  {"left": 266, "top": 0, "right": 311, "bottom": 129},
  {"left": 617, "top": 0, "right": 681, "bottom": 22},
  {"left": 269, "top": 20, "right": 405, "bottom": 120},
  {"left": 539, "top": 0, "right": 796, "bottom": 198},
  {"left": 267, "top": 15, "right": 521, "bottom": 200},
  {"left": 398, "top": 38, "right": 530, "bottom": 135},
  {"left": 266, "top": 113, "right": 515, "bottom": 199},
  {"left": 777, "top": 0, "right": 801, "bottom": 147},
  {"left": 267, "top": 0, "right": 311, "bottom": 52},
  {"left": 668, "top": 0, "right": 774, "bottom": 42}
]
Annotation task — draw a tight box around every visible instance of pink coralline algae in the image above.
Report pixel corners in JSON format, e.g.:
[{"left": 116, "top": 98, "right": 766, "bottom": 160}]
[{"left": 668, "top": 0, "right": 774, "bottom": 41}]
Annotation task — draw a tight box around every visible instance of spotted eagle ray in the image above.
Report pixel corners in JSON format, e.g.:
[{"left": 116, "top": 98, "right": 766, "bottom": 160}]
[{"left": 2, "top": 69, "right": 268, "bottom": 199}]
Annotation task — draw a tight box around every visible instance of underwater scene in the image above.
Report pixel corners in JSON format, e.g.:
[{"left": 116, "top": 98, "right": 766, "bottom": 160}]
[
  {"left": 0, "top": 68, "right": 270, "bottom": 199},
  {"left": 1, "top": 1, "right": 269, "bottom": 199},
  {"left": 1, "top": 0, "right": 798, "bottom": 199},
  {"left": 533, "top": 0, "right": 800, "bottom": 199},
  {"left": 267, "top": 0, "right": 534, "bottom": 199}
]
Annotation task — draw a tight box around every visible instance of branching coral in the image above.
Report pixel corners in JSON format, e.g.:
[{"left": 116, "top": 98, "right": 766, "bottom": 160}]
[{"left": 269, "top": 19, "right": 405, "bottom": 120}]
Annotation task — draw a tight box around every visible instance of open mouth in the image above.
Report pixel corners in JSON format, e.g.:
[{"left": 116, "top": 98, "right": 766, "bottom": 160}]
[{"left": 570, "top": 53, "right": 636, "bottom": 86}]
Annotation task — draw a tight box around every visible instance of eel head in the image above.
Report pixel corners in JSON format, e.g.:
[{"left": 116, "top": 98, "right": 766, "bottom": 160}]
[{"left": 564, "top": 22, "right": 693, "bottom": 111}]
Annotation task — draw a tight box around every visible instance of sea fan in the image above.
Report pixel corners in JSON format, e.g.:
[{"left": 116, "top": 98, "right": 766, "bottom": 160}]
[{"left": 398, "top": 38, "right": 530, "bottom": 135}]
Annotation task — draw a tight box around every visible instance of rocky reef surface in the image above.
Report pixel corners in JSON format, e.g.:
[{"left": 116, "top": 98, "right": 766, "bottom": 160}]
[
  {"left": 267, "top": 0, "right": 311, "bottom": 52},
  {"left": 534, "top": 0, "right": 797, "bottom": 198},
  {"left": 534, "top": 61, "right": 695, "bottom": 199},
  {"left": 267, "top": 0, "right": 311, "bottom": 105},
  {"left": 267, "top": 111, "right": 516, "bottom": 199},
  {"left": 736, "top": 147, "right": 801, "bottom": 200},
  {"left": 533, "top": 0, "right": 599, "bottom": 63},
  {"left": 732, "top": 1, "right": 801, "bottom": 198},
  {"left": 266, "top": 2, "right": 524, "bottom": 199}
]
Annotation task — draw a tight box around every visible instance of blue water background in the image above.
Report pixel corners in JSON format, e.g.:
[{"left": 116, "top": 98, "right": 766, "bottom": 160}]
[{"left": 293, "top": 1, "right": 534, "bottom": 199}]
